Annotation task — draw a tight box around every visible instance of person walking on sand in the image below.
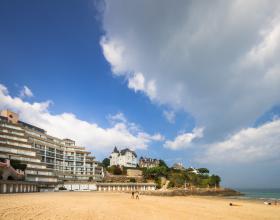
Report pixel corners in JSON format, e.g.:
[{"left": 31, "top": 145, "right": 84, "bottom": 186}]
[
  {"left": 135, "top": 191, "right": 140, "bottom": 200},
  {"left": 131, "top": 191, "right": 135, "bottom": 199}
]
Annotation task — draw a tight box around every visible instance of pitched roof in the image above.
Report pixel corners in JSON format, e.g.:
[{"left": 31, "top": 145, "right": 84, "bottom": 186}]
[
  {"left": 113, "top": 146, "right": 119, "bottom": 153},
  {"left": 120, "top": 148, "right": 137, "bottom": 157}
]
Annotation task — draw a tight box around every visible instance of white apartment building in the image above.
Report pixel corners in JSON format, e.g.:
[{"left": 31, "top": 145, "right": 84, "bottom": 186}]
[
  {"left": 0, "top": 110, "right": 104, "bottom": 184},
  {"left": 0, "top": 110, "right": 58, "bottom": 189},
  {"left": 109, "top": 147, "right": 137, "bottom": 168}
]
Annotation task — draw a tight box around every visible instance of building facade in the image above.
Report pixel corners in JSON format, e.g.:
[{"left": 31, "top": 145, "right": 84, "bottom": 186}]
[
  {"left": 172, "top": 162, "right": 185, "bottom": 170},
  {"left": 138, "top": 157, "right": 160, "bottom": 168},
  {"left": 0, "top": 110, "right": 104, "bottom": 187},
  {"left": 109, "top": 147, "right": 137, "bottom": 168},
  {"left": 0, "top": 110, "right": 58, "bottom": 189}
]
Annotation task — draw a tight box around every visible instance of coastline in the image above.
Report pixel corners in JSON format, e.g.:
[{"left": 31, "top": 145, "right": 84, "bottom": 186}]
[{"left": 235, "top": 188, "right": 280, "bottom": 201}]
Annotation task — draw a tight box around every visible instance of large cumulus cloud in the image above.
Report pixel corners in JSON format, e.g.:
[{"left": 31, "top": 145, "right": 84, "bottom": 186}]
[{"left": 100, "top": 0, "right": 280, "bottom": 141}]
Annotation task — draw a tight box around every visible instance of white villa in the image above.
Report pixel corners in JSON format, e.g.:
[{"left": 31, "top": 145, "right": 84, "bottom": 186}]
[{"left": 109, "top": 147, "right": 137, "bottom": 168}]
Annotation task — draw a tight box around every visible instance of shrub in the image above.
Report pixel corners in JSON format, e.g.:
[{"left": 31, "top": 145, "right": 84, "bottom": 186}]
[
  {"left": 113, "top": 166, "right": 122, "bottom": 175},
  {"left": 167, "top": 172, "right": 187, "bottom": 188},
  {"left": 167, "top": 181, "right": 175, "bottom": 188},
  {"left": 107, "top": 165, "right": 123, "bottom": 175},
  {"left": 155, "top": 177, "right": 162, "bottom": 189}
]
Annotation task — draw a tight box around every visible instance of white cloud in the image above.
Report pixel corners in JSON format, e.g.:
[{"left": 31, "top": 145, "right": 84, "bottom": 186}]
[
  {"left": 100, "top": 0, "right": 280, "bottom": 141},
  {"left": 243, "top": 17, "right": 280, "bottom": 67},
  {"left": 100, "top": 36, "right": 127, "bottom": 74},
  {"left": 164, "top": 127, "right": 204, "bottom": 150},
  {"left": 107, "top": 112, "right": 127, "bottom": 123},
  {"left": 127, "top": 72, "right": 157, "bottom": 100},
  {"left": 128, "top": 72, "right": 145, "bottom": 92},
  {"left": 141, "top": 132, "right": 165, "bottom": 141},
  {"left": 0, "top": 84, "right": 163, "bottom": 153},
  {"left": 20, "top": 86, "right": 33, "bottom": 98},
  {"left": 197, "top": 119, "right": 280, "bottom": 164},
  {"left": 107, "top": 112, "right": 140, "bottom": 134},
  {"left": 163, "top": 110, "right": 176, "bottom": 123}
]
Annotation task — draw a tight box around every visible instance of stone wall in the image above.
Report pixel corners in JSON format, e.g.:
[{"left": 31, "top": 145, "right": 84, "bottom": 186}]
[
  {"left": 104, "top": 174, "right": 144, "bottom": 183},
  {"left": 126, "top": 169, "right": 142, "bottom": 177}
]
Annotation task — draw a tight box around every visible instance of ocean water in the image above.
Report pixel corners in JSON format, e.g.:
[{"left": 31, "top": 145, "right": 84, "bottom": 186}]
[{"left": 235, "top": 188, "right": 280, "bottom": 201}]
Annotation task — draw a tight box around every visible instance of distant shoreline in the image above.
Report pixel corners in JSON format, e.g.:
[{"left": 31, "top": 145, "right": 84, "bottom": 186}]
[{"left": 231, "top": 188, "right": 280, "bottom": 202}]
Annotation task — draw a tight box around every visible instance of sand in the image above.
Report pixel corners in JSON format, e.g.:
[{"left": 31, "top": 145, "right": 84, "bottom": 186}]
[{"left": 0, "top": 192, "right": 279, "bottom": 220}]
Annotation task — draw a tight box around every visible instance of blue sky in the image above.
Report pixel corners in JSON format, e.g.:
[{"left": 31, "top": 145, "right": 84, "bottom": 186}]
[
  {"left": 1, "top": 0, "right": 280, "bottom": 188},
  {"left": 0, "top": 0, "right": 195, "bottom": 165},
  {"left": 0, "top": 0, "right": 195, "bottom": 135}
]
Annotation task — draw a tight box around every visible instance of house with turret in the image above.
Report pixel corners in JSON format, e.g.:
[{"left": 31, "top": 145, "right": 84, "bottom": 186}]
[{"left": 109, "top": 147, "right": 137, "bottom": 168}]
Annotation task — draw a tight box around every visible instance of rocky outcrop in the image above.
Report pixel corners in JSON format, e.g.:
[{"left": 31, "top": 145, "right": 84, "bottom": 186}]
[{"left": 140, "top": 188, "right": 243, "bottom": 197}]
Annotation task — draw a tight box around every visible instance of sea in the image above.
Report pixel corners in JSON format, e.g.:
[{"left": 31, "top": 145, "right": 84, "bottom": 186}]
[{"left": 233, "top": 188, "right": 280, "bottom": 201}]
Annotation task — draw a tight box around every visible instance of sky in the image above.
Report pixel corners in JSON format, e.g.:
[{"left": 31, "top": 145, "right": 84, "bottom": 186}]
[{"left": 0, "top": 0, "right": 280, "bottom": 188}]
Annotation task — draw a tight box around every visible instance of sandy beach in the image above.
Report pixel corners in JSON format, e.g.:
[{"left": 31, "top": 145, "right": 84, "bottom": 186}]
[{"left": 0, "top": 192, "right": 279, "bottom": 220}]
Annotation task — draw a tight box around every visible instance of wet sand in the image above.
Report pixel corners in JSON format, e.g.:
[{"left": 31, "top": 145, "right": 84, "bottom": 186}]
[{"left": 0, "top": 192, "right": 279, "bottom": 220}]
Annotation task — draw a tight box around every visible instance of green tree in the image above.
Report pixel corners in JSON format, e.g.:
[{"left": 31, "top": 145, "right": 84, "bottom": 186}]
[
  {"left": 159, "top": 160, "right": 168, "bottom": 168},
  {"left": 143, "top": 166, "right": 168, "bottom": 179},
  {"left": 197, "top": 168, "right": 209, "bottom": 174},
  {"left": 209, "top": 175, "right": 221, "bottom": 187},
  {"left": 168, "top": 172, "right": 188, "bottom": 187},
  {"left": 102, "top": 158, "right": 110, "bottom": 168},
  {"left": 188, "top": 173, "right": 199, "bottom": 186}
]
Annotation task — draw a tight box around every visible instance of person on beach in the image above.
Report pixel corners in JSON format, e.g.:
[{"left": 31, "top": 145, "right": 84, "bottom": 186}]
[
  {"left": 131, "top": 191, "right": 134, "bottom": 199},
  {"left": 229, "top": 203, "right": 240, "bottom": 206},
  {"left": 135, "top": 191, "right": 140, "bottom": 200}
]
